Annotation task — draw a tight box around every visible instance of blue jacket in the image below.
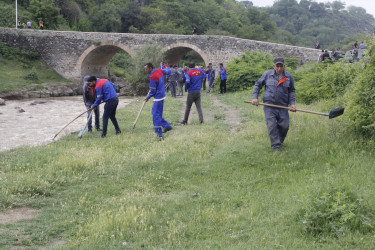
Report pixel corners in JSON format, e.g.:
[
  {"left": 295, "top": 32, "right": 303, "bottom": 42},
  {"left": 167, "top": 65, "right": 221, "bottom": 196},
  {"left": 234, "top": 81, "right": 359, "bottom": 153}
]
[
  {"left": 220, "top": 67, "right": 227, "bottom": 80},
  {"left": 185, "top": 68, "right": 203, "bottom": 92},
  {"left": 147, "top": 68, "right": 171, "bottom": 101},
  {"left": 92, "top": 79, "right": 117, "bottom": 108},
  {"left": 252, "top": 70, "right": 295, "bottom": 107}
]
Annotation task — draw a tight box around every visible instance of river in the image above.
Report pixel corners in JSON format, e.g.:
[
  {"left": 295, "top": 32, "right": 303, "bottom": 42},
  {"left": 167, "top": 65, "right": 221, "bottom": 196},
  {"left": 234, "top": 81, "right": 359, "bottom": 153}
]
[{"left": 0, "top": 96, "right": 134, "bottom": 152}]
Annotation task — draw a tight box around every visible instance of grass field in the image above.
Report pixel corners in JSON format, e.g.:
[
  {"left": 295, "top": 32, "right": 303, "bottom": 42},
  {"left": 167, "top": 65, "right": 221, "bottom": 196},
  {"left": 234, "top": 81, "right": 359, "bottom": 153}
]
[
  {"left": 0, "top": 91, "right": 374, "bottom": 249},
  {"left": 0, "top": 57, "right": 70, "bottom": 92}
]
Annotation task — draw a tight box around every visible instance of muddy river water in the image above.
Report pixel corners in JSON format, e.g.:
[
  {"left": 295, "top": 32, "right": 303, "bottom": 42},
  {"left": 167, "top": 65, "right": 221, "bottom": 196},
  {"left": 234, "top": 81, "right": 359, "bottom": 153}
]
[{"left": 0, "top": 96, "right": 134, "bottom": 152}]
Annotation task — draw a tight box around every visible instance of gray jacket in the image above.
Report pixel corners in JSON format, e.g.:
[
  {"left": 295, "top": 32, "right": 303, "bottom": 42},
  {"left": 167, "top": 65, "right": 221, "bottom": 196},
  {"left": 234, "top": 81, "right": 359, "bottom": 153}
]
[
  {"left": 168, "top": 68, "right": 178, "bottom": 83},
  {"left": 252, "top": 69, "right": 295, "bottom": 107},
  {"left": 83, "top": 76, "right": 97, "bottom": 108}
]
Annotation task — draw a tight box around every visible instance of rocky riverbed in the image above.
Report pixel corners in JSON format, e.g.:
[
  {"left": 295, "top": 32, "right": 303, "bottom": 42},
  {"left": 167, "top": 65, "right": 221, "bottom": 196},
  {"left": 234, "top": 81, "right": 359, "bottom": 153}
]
[{"left": 0, "top": 96, "right": 134, "bottom": 152}]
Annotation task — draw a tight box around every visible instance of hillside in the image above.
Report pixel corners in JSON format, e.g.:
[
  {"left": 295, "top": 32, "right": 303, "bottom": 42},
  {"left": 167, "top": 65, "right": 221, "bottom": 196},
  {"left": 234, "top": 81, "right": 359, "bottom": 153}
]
[{"left": 0, "top": 0, "right": 373, "bottom": 48}]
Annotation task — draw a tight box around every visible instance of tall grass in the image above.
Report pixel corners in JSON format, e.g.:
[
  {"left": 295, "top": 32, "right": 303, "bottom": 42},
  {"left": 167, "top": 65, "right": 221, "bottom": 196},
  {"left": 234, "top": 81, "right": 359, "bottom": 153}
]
[{"left": 0, "top": 92, "right": 374, "bottom": 249}]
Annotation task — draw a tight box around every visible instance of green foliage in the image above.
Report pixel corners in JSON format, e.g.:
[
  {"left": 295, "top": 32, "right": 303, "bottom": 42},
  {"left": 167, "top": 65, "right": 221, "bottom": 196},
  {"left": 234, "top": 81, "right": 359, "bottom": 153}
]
[
  {"left": 343, "top": 37, "right": 375, "bottom": 139},
  {"left": 23, "top": 69, "right": 39, "bottom": 81},
  {"left": 108, "top": 50, "right": 133, "bottom": 78},
  {"left": 127, "top": 43, "right": 164, "bottom": 94},
  {"left": 0, "top": 41, "right": 39, "bottom": 63},
  {"left": 226, "top": 50, "right": 273, "bottom": 91},
  {"left": 299, "top": 185, "right": 374, "bottom": 237},
  {"left": 295, "top": 61, "right": 363, "bottom": 104}
]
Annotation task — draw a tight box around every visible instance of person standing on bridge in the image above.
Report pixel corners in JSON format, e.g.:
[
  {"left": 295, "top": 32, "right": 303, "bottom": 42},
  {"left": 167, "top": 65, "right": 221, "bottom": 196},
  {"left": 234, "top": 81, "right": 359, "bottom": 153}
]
[
  {"left": 251, "top": 57, "right": 296, "bottom": 152},
  {"left": 83, "top": 75, "right": 101, "bottom": 133},
  {"left": 144, "top": 62, "right": 173, "bottom": 139},
  {"left": 87, "top": 76, "right": 121, "bottom": 138},
  {"left": 179, "top": 62, "right": 204, "bottom": 125}
]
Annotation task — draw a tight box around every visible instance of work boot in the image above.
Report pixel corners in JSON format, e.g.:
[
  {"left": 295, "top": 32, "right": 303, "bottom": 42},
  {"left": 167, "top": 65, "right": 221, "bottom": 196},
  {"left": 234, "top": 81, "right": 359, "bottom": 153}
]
[
  {"left": 163, "top": 126, "right": 173, "bottom": 133},
  {"left": 88, "top": 128, "right": 92, "bottom": 133},
  {"left": 116, "top": 130, "right": 121, "bottom": 135},
  {"left": 96, "top": 128, "right": 102, "bottom": 131},
  {"left": 178, "top": 120, "right": 187, "bottom": 125}
]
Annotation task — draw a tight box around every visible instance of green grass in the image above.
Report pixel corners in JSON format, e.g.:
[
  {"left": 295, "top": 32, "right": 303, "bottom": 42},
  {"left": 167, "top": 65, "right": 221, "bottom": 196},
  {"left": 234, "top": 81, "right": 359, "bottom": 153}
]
[
  {"left": 0, "top": 92, "right": 375, "bottom": 249},
  {"left": 0, "top": 57, "right": 70, "bottom": 92}
]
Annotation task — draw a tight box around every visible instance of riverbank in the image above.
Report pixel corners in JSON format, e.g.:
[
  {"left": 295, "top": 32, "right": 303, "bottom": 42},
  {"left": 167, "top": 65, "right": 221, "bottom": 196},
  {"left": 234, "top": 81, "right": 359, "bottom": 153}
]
[{"left": 0, "top": 96, "right": 135, "bottom": 151}]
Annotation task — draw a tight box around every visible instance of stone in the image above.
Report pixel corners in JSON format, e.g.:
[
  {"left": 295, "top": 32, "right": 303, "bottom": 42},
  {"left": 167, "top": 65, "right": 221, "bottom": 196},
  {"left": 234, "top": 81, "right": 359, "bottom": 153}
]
[{"left": 0, "top": 98, "right": 5, "bottom": 105}]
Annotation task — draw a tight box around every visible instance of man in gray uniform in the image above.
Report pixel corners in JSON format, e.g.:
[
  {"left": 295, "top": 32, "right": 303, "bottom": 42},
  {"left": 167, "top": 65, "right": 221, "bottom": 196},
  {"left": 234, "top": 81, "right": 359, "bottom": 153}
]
[
  {"left": 168, "top": 65, "right": 178, "bottom": 97},
  {"left": 252, "top": 58, "right": 296, "bottom": 151},
  {"left": 83, "top": 75, "right": 101, "bottom": 132}
]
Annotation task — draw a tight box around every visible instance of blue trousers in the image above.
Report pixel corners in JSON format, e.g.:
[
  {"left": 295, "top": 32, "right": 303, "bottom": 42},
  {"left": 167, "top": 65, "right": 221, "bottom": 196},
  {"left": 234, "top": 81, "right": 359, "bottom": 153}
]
[
  {"left": 264, "top": 106, "right": 289, "bottom": 150},
  {"left": 102, "top": 97, "right": 120, "bottom": 136},
  {"left": 152, "top": 100, "right": 170, "bottom": 137}
]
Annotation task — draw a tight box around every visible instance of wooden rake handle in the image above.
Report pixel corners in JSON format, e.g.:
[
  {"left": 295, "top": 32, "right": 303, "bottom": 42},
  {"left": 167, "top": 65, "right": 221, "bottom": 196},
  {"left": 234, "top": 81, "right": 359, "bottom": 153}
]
[
  {"left": 132, "top": 100, "right": 147, "bottom": 129},
  {"left": 244, "top": 101, "right": 328, "bottom": 116}
]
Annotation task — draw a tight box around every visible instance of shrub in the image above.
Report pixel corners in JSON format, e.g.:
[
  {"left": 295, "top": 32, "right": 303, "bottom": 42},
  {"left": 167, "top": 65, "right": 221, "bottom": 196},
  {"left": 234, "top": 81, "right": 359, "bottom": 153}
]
[
  {"left": 127, "top": 43, "right": 164, "bottom": 94},
  {"left": 226, "top": 50, "right": 273, "bottom": 92},
  {"left": 295, "top": 60, "right": 363, "bottom": 104},
  {"left": 299, "top": 186, "right": 375, "bottom": 237},
  {"left": 23, "top": 70, "right": 39, "bottom": 81},
  {"left": 343, "top": 49, "right": 375, "bottom": 138},
  {"left": 0, "top": 41, "right": 39, "bottom": 63},
  {"left": 226, "top": 50, "right": 299, "bottom": 92}
]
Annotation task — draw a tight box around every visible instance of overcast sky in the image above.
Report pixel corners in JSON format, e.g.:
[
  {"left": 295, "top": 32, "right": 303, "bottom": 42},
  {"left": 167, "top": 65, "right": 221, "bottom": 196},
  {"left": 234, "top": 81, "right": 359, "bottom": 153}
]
[{"left": 248, "top": 0, "right": 375, "bottom": 17}]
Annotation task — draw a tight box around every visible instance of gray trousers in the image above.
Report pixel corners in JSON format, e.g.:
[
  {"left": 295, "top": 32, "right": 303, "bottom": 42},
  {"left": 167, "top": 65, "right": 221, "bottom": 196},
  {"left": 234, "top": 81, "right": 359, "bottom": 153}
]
[
  {"left": 183, "top": 91, "right": 203, "bottom": 123},
  {"left": 264, "top": 106, "right": 289, "bottom": 150},
  {"left": 169, "top": 81, "right": 177, "bottom": 97},
  {"left": 177, "top": 81, "right": 184, "bottom": 96}
]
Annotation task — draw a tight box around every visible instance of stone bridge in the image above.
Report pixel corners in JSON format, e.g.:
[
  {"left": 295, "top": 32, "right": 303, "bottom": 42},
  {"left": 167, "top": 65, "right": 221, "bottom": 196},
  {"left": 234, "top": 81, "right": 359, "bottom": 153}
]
[{"left": 0, "top": 28, "right": 319, "bottom": 82}]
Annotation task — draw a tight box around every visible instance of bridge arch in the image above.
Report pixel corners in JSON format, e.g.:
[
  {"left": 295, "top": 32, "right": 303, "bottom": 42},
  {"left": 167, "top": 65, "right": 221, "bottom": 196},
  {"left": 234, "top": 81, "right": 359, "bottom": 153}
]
[
  {"left": 76, "top": 41, "right": 134, "bottom": 79},
  {"left": 163, "top": 42, "right": 209, "bottom": 66}
]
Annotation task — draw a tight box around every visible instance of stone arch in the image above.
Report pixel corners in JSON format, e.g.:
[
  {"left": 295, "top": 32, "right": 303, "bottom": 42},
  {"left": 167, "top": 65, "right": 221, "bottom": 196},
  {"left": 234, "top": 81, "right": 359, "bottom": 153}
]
[
  {"left": 76, "top": 41, "right": 134, "bottom": 79},
  {"left": 163, "top": 43, "right": 209, "bottom": 66}
]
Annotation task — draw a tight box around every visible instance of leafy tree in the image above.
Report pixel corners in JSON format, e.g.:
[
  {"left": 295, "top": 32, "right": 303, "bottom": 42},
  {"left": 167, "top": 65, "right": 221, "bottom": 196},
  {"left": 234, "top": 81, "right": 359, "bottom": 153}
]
[
  {"left": 89, "top": 3, "right": 122, "bottom": 32},
  {"left": 28, "top": 0, "right": 61, "bottom": 29}
]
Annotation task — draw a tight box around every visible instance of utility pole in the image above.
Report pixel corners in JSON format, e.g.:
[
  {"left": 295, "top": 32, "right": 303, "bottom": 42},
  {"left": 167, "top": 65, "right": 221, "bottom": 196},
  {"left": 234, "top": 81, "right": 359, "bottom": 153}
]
[{"left": 15, "top": 0, "right": 18, "bottom": 29}]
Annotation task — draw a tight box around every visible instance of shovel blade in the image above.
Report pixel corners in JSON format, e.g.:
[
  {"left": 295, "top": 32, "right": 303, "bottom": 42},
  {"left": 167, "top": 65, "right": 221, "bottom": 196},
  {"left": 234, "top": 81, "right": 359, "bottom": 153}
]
[{"left": 329, "top": 106, "right": 345, "bottom": 119}]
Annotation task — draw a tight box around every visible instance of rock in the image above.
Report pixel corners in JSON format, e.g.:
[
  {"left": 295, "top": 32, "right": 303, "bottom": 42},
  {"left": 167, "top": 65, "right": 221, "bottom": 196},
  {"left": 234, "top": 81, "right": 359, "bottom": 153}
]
[
  {"left": 18, "top": 108, "right": 26, "bottom": 113},
  {"left": 30, "top": 100, "right": 48, "bottom": 105},
  {"left": 0, "top": 98, "right": 5, "bottom": 105}
]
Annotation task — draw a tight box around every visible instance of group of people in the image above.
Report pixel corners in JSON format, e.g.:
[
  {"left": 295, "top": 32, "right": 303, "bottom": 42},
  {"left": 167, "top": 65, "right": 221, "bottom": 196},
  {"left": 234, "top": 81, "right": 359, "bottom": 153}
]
[
  {"left": 316, "top": 40, "right": 366, "bottom": 63},
  {"left": 17, "top": 20, "right": 44, "bottom": 29},
  {"left": 82, "top": 61, "right": 227, "bottom": 140},
  {"left": 161, "top": 62, "right": 227, "bottom": 97},
  {"left": 82, "top": 57, "right": 294, "bottom": 152}
]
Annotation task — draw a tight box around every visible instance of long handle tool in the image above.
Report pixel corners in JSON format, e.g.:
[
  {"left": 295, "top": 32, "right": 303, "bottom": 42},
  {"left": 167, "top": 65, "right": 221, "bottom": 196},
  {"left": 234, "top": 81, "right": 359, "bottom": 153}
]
[
  {"left": 244, "top": 101, "right": 344, "bottom": 119},
  {"left": 53, "top": 108, "right": 93, "bottom": 140},
  {"left": 78, "top": 109, "right": 94, "bottom": 138},
  {"left": 132, "top": 100, "right": 146, "bottom": 129}
]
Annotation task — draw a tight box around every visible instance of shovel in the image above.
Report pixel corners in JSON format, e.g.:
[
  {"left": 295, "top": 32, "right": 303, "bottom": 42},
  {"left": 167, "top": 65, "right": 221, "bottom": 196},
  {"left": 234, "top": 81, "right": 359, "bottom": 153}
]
[{"left": 244, "top": 101, "right": 344, "bottom": 119}]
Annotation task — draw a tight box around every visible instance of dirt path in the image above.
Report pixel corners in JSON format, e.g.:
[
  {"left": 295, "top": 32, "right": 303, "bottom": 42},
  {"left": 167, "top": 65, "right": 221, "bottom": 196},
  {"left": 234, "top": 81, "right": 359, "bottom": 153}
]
[
  {"left": 176, "top": 93, "right": 242, "bottom": 131},
  {"left": 0, "top": 96, "right": 134, "bottom": 152}
]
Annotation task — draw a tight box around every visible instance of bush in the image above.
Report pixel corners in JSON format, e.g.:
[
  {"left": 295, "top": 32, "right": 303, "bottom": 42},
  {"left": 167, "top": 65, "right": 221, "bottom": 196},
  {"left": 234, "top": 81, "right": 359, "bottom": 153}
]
[
  {"left": 226, "top": 50, "right": 299, "bottom": 92},
  {"left": 299, "top": 186, "right": 375, "bottom": 237},
  {"left": 0, "top": 41, "right": 40, "bottom": 63},
  {"left": 226, "top": 50, "right": 273, "bottom": 92},
  {"left": 339, "top": 36, "right": 375, "bottom": 139},
  {"left": 127, "top": 43, "right": 164, "bottom": 94},
  {"left": 24, "top": 70, "right": 39, "bottom": 81},
  {"left": 295, "top": 60, "right": 363, "bottom": 104}
]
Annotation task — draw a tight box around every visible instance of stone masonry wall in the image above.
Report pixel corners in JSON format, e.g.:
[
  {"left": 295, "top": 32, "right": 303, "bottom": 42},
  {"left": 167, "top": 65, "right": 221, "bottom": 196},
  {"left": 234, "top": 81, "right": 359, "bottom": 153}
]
[{"left": 0, "top": 28, "right": 320, "bottom": 81}]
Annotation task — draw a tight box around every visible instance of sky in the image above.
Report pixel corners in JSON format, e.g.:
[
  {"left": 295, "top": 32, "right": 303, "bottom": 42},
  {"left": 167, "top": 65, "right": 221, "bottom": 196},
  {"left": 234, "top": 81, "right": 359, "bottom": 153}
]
[{"left": 247, "top": 0, "right": 375, "bottom": 18}]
